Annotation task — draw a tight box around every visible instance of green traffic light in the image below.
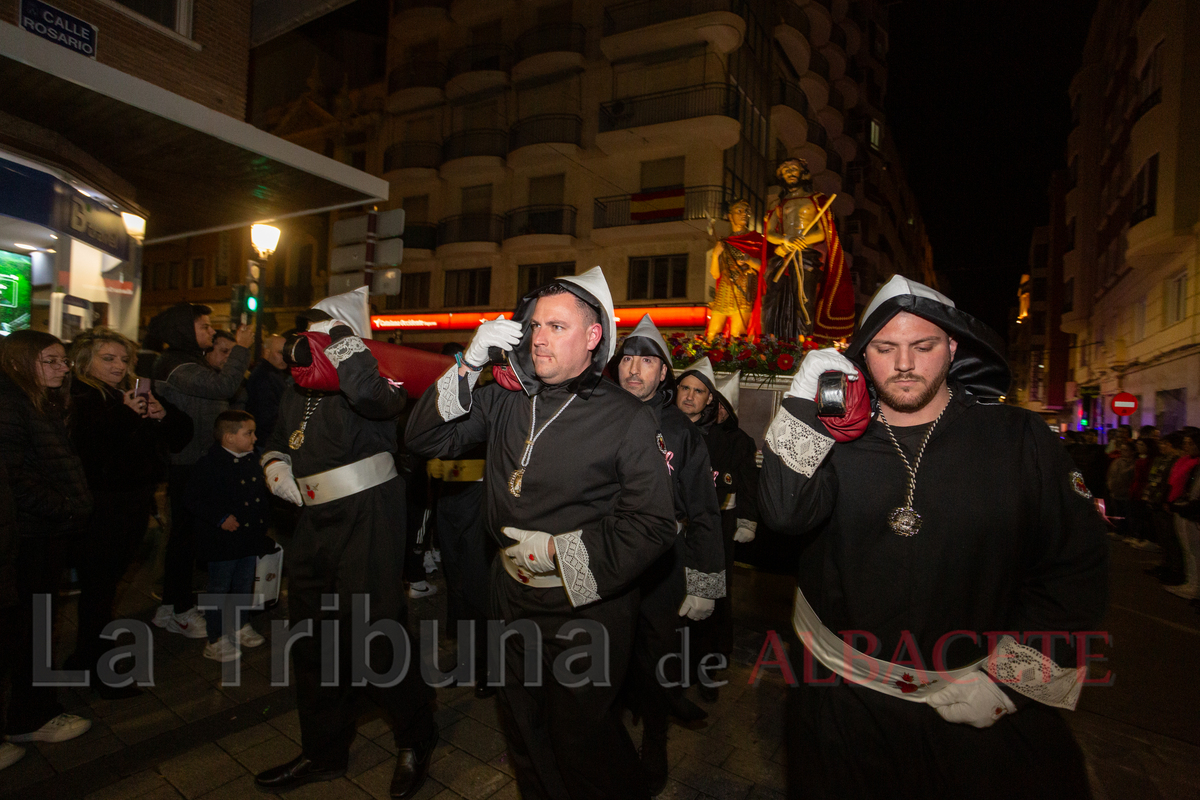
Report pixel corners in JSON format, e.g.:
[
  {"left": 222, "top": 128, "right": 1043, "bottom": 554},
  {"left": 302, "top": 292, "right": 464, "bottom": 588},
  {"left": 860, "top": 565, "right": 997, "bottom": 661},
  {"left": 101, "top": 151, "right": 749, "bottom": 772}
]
[{"left": 246, "top": 296, "right": 258, "bottom": 312}]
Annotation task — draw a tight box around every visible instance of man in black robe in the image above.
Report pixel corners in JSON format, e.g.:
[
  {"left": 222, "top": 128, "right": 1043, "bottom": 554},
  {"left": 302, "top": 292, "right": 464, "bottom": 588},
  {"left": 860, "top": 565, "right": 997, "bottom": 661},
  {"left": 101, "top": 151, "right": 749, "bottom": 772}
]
[
  {"left": 758, "top": 276, "right": 1108, "bottom": 798},
  {"left": 676, "top": 357, "right": 760, "bottom": 698},
  {"left": 406, "top": 268, "right": 676, "bottom": 800},
  {"left": 612, "top": 315, "right": 725, "bottom": 794},
  {"left": 253, "top": 302, "right": 436, "bottom": 798}
]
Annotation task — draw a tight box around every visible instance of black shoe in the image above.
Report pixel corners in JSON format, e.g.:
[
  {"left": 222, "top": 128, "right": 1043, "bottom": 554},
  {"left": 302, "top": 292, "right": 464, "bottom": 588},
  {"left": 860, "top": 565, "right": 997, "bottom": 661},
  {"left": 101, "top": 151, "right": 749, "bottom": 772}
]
[
  {"left": 641, "top": 732, "right": 669, "bottom": 796},
  {"left": 665, "top": 693, "right": 708, "bottom": 723},
  {"left": 474, "top": 680, "right": 497, "bottom": 700},
  {"left": 698, "top": 683, "right": 719, "bottom": 703},
  {"left": 390, "top": 724, "right": 439, "bottom": 798},
  {"left": 255, "top": 755, "right": 346, "bottom": 792}
]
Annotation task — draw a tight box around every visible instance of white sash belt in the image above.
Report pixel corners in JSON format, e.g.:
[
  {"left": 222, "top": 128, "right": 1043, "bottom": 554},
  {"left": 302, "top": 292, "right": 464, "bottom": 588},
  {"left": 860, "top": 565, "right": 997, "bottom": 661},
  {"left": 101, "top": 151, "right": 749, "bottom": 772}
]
[
  {"left": 792, "top": 587, "right": 986, "bottom": 702},
  {"left": 297, "top": 452, "right": 398, "bottom": 506},
  {"left": 501, "top": 551, "right": 564, "bottom": 588}
]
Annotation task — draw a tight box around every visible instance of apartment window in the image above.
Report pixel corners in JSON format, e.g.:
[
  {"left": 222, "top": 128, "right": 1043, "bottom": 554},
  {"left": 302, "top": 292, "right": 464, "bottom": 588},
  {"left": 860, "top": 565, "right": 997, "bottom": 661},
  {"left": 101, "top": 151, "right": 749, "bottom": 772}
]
[
  {"left": 1132, "top": 154, "right": 1159, "bottom": 225},
  {"left": 1164, "top": 269, "right": 1187, "bottom": 327},
  {"left": 1135, "top": 41, "right": 1164, "bottom": 121},
  {"left": 868, "top": 119, "right": 883, "bottom": 150},
  {"left": 445, "top": 268, "right": 491, "bottom": 307},
  {"left": 400, "top": 272, "right": 430, "bottom": 309},
  {"left": 190, "top": 257, "right": 205, "bottom": 289},
  {"left": 520, "top": 262, "right": 575, "bottom": 295},
  {"left": 628, "top": 254, "right": 688, "bottom": 300},
  {"left": 1065, "top": 219, "right": 1076, "bottom": 252},
  {"left": 1134, "top": 296, "right": 1147, "bottom": 342},
  {"left": 105, "top": 0, "right": 194, "bottom": 38}
]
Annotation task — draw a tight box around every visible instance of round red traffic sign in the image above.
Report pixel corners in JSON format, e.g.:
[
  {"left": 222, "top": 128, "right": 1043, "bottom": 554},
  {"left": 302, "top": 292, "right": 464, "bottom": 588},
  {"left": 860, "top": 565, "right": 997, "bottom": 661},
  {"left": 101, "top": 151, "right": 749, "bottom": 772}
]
[{"left": 1111, "top": 392, "right": 1138, "bottom": 417}]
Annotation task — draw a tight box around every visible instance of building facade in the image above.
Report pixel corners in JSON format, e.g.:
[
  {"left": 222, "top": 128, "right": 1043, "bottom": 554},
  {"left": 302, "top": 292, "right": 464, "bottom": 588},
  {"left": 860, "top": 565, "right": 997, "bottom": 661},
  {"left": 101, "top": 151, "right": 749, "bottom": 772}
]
[
  {"left": 252, "top": 0, "right": 935, "bottom": 345},
  {"left": 1060, "top": 0, "right": 1200, "bottom": 433}
]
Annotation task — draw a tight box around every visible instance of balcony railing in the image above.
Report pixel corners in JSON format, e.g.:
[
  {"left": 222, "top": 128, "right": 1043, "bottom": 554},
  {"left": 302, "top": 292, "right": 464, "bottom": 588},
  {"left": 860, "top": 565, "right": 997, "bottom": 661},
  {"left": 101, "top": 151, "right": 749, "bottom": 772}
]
[
  {"left": 437, "top": 214, "right": 504, "bottom": 245},
  {"left": 443, "top": 129, "right": 508, "bottom": 161},
  {"left": 387, "top": 61, "right": 446, "bottom": 94},
  {"left": 505, "top": 205, "right": 577, "bottom": 238},
  {"left": 515, "top": 22, "right": 587, "bottom": 61},
  {"left": 825, "top": 148, "right": 843, "bottom": 175},
  {"left": 603, "top": 0, "right": 739, "bottom": 36},
  {"left": 806, "top": 117, "right": 828, "bottom": 147},
  {"left": 446, "top": 43, "right": 514, "bottom": 77},
  {"left": 393, "top": 0, "right": 448, "bottom": 12},
  {"left": 594, "top": 185, "right": 725, "bottom": 229},
  {"left": 509, "top": 115, "right": 583, "bottom": 151},
  {"left": 829, "top": 24, "right": 847, "bottom": 49},
  {"left": 778, "top": 1, "right": 810, "bottom": 37},
  {"left": 403, "top": 223, "right": 437, "bottom": 250},
  {"left": 808, "top": 49, "right": 830, "bottom": 80},
  {"left": 773, "top": 79, "right": 808, "bottom": 115},
  {"left": 599, "top": 83, "right": 738, "bottom": 132},
  {"left": 383, "top": 141, "right": 441, "bottom": 171}
]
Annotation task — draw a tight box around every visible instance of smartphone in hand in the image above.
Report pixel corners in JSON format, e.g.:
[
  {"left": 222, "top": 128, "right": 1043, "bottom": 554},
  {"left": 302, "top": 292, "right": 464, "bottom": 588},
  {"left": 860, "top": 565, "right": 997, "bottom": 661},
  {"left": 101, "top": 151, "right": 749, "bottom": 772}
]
[{"left": 134, "top": 377, "right": 152, "bottom": 398}]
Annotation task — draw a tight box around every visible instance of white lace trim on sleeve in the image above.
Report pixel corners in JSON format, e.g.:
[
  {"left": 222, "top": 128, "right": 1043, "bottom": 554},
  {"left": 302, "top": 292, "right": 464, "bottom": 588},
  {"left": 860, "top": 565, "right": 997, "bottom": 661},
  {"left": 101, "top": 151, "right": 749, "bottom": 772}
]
[
  {"left": 554, "top": 531, "right": 600, "bottom": 607},
  {"left": 324, "top": 336, "right": 369, "bottom": 367},
  {"left": 985, "top": 634, "right": 1086, "bottom": 710},
  {"left": 435, "top": 364, "right": 479, "bottom": 422},
  {"left": 764, "top": 406, "right": 834, "bottom": 478},
  {"left": 685, "top": 567, "right": 727, "bottom": 599}
]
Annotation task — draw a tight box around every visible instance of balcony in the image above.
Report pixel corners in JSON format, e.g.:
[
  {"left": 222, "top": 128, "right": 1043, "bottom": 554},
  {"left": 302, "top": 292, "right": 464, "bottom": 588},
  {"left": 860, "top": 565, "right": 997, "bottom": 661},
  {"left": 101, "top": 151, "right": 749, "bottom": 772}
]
[
  {"left": 449, "top": 0, "right": 515, "bottom": 26},
  {"left": 508, "top": 115, "right": 582, "bottom": 166},
  {"left": 596, "top": 83, "right": 741, "bottom": 152},
  {"left": 829, "top": 23, "right": 847, "bottom": 50},
  {"left": 403, "top": 222, "right": 437, "bottom": 252},
  {"left": 437, "top": 214, "right": 504, "bottom": 255},
  {"left": 441, "top": 129, "right": 506, "bottom": 181},
  {"left": 382, "top": 141, "right": 442, "bottom": 178},
  {"left": 390, "top": 0, "right": 450, "bottom": 44},
  {"left": 799, "top": 48, "right": 830, "bottom": 108},
  {"left": 386, "top": 61, "right": 445, "bottom": 112},
  {"left": 445, "top": 43, "right": 513, "bottom": 98},
  {"left": 774, "top": 2, "right": 813, "bottom": 80},
  {"left": 815, "top": 84, "right": 844, "bottom": 135},
  {"left": 601, "top": 0, "right": 745, "bottom": 61},
  {"left": 772, "top": 79, "right": 810, "bottom": 149},
  {"left": 503, "top": 205, "right": 577, "bottom": 251},
  {"left": 794, "top": 116, "right": 828, "bottom": 173},
  {"left": 592, "top": 185, "right": 724, "bottom": 244},
  {"left": 513, "top": 23, "right": 587, "bottom": 81}
]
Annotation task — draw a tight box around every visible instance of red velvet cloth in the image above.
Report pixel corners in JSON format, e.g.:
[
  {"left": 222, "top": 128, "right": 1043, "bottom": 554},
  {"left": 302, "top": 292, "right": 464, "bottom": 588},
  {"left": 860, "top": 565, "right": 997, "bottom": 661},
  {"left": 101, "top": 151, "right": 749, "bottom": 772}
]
[
  {"left": 289, "top": 332, "right": 455, "bottom": 397},
  {"left": 818, "top": 368, "right": 872, "bottom": 442}
]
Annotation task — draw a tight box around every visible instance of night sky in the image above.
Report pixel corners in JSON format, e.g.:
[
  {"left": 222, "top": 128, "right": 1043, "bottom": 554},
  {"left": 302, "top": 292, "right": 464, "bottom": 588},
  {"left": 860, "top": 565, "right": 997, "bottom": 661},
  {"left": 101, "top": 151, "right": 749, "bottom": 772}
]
[{"left": 886, "top": 0, "right": 1097, "bottom": 335}]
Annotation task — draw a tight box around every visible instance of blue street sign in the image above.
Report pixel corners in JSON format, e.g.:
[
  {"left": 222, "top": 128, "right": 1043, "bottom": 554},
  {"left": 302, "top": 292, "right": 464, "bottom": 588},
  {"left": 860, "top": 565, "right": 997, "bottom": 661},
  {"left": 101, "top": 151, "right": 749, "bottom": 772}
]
[{"left": 19, "top": 0, "right": 98, "bottom": 59}]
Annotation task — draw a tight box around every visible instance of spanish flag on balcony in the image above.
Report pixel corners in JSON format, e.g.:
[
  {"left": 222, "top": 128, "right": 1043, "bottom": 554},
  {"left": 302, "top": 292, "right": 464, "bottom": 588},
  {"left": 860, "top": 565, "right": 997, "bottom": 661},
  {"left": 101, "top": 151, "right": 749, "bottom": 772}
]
[{"left": 630, "top": 186, "right": 686, "bottom": 222}]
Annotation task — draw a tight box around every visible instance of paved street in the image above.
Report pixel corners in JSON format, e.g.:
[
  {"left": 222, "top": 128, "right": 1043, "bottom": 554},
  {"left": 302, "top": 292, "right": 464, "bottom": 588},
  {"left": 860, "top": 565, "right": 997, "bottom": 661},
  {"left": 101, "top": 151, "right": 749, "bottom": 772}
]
[{"left": 2, "top": 518, "right": 1199, "bottom": 800}]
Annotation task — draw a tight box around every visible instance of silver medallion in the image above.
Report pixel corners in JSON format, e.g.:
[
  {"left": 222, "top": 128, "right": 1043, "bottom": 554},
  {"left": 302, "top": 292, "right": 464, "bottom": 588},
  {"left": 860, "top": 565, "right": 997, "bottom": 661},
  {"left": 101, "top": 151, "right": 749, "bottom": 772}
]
[
  {"left": 888, "top": 507, "right": 922, "bottom": 537},
  {"left": 508, "top": 468, "right": 524, "bottom": 498}
]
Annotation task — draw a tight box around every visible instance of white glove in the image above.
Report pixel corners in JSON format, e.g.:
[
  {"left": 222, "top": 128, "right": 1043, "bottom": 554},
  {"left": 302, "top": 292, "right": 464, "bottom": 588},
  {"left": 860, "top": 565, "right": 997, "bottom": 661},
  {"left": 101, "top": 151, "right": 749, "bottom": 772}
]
[
  {"left": 501, "top": 526, "right": 557, "bottom": 574},
  {"left": 678, "top": 594, "right": 715, "bottom": 621},
  {"left": 784, "top": 348, "right": 860, "bottom": 401},
  {"left": 733, "top": 519, "right": 757, "bottom": 543},
  {"left": 307, "top": 318, "right": 347, "bottom": 335},
  {"left": 264, "top": 459, "right": 304, "bottom": 506},
  {"left": 465, "top": 316, "right": 524, "bottom": 369},
  {"left": 926, "top": 673, "right": 1017, "bottom": 728}
]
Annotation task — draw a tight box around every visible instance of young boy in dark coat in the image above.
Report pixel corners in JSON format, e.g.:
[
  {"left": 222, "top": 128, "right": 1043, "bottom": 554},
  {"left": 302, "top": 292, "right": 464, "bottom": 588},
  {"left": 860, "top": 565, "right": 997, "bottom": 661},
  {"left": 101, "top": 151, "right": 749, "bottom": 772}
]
[{"left": 184, "top": 411, "right": 275, "bottom": 662}]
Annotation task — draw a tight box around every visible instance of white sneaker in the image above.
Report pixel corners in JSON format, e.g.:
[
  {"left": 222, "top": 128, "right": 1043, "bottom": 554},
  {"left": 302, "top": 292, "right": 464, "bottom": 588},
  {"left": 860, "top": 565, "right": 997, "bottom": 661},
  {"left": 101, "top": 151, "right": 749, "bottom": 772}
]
[
  {"left": 167, "top": 607, "right": 208, "bottom": 639},
  {"left": 151, "top": 605, "right": 173, "bottom": 628},
  {"left": 407, "top": 581, "right": 437, "bottom": 599},
  {"left": 7, "top": 714, "right": 92, "bottom": 743},
  {"left": 236, "top": 624, "right": 265, "bottom": 648},
  {"left": 0, "top": 743, "right": 25, "bottom": 770},
  {"left": 203, "top": 637, "right": 241, "bottom": 662},
  {"left": 423, "top": 551, "right": 437, "bottom": 574}
]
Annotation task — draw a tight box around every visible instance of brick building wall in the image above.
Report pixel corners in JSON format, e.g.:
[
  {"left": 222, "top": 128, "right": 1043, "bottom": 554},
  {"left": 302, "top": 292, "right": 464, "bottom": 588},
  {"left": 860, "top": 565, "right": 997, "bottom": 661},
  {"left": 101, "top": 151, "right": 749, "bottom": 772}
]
[{"left": 1, "top": 0, "right": 250, "bottom": 118}]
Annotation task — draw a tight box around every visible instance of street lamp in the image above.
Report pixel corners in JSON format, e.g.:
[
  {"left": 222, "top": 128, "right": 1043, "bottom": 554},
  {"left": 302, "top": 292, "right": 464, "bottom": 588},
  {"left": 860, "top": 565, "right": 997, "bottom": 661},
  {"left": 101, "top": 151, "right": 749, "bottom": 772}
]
[
  {"left": 251, "top": 223, "right": 280, "bottom": 258},
  {"left": 121, "top": 212, "right": 146, "bottom": 245},
  {"left": 249, "top": 223, "right": 281, "bottom": 362}
]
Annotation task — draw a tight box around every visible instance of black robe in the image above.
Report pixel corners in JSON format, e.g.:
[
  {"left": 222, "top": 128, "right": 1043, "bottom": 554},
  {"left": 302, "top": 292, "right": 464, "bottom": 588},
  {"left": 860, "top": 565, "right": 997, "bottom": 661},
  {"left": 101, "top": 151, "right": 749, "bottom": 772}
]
[{"left": 759, "top": 386, "right": 1108, "bottom": 798}]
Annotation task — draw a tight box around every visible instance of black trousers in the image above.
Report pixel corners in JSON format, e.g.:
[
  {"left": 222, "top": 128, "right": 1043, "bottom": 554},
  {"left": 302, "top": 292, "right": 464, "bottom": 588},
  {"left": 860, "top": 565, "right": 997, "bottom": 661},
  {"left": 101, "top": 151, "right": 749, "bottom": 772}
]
[
  {"left": 8, "top": 536, "right": 70, "bottom": 733},
  {"left": 73, "top": 486, "right": 154, "bottom": 669},
  {"left": 402, "top": 470, "right": 431, "bottom": 584},
  {"left": 631, "top": 536, "right": 687, "bottom": 737},
  {"left": 286, "top": 477, "right": 434, "bottom": 763},
  {"left": 693, "top": 510, "right": 737, "bottom": 666},
  {"left": 490, "top": 557, "right": 648, "bottom": 800},
  {"left": 163, "top": 464, "right": 198, "bottom": 613},
  {"left": 437, "top": 481, "right": 492, "bottom": 671}
]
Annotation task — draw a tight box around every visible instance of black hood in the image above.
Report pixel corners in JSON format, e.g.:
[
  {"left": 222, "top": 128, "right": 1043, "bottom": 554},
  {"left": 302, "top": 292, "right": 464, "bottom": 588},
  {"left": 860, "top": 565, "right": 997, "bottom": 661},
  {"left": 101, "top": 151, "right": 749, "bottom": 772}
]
[
  {"left": 846, "top": 278, "right": 1011, "bottom": 400},
  {"left": 609, "top": 314, "right": 676, "bottom": 402},
  {"left": 148, "top": 303, "right": 207, "bottom": 379}
]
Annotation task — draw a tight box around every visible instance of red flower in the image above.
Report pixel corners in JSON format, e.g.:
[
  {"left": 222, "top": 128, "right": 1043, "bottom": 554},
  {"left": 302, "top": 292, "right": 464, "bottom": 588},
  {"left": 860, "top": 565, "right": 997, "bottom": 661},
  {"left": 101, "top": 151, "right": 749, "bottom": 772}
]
[
  {"left": 895, "top": 680, "right": 919, "bottom": 694},
  {"left": 673, "top": 345, "right": 684, "bottom": 357},
  {"left": 710, "top": 349, "right": 726, "bottom": 363},
  {"left": 738, "top": 349, "right": 756, "bottom": 361},
  {"left": 777, "top": 354, "right": 795, "bottom": 371}
]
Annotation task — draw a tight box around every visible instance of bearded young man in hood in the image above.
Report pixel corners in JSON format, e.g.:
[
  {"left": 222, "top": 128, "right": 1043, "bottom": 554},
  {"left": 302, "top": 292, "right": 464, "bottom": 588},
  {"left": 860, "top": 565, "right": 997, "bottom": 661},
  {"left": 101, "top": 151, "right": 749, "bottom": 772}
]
[
  {"left": 758, "top": 276, "right": 1107, "bottom": 798},
  {"left": 406, "top": 268, "right": 677, "bottom": 800}
]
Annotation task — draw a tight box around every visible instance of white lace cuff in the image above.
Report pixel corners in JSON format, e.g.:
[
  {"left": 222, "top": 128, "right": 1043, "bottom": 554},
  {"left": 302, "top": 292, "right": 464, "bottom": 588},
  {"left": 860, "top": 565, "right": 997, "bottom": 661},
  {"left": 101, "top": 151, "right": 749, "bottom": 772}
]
[
  {"left": 435, "top": 364, "right": 480, "bottom": 422},
  {"left": 260, "top": 450, "right": 291, "bottom": 468},
  {"left": 985, "top": 634, "right": 1086, "bottom": 710},
  {"left": 554, "top": 531, "right": 600, "bottom": 607},
  {"left": 325, "top": 336, "right": 369, "bottom": 367},
  {"left": 685, "top": 568, "right": 726, "bottom": 599},
  {"left": 764, "top": 406, "right": 834, "bottom": 477}
]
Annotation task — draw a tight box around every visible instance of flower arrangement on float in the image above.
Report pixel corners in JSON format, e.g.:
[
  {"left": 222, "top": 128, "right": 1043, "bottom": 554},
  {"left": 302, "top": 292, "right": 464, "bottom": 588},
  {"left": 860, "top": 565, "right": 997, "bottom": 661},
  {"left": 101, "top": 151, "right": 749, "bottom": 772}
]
[{"left": 667, "top": 333, "right": 846, "bottom": 381}]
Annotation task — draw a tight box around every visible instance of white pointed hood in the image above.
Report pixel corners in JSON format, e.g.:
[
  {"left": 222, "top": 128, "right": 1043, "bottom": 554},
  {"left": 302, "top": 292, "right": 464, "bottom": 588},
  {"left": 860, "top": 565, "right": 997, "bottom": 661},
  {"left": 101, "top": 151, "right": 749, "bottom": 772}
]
[
  {"left": 715, "top": 370, "right": 740, "bottom": 416},
  {"left": 677, "top": 356, "right": 716, "bottom": 392},
  {"left": 313, "top": 285, "right": 371, "bottom": 338},
  {"left": 559, "top": 267, "right": 617, "bottom": 363},
  {"left": 616, "top": 314, "right": 671, "bottom": 363}
]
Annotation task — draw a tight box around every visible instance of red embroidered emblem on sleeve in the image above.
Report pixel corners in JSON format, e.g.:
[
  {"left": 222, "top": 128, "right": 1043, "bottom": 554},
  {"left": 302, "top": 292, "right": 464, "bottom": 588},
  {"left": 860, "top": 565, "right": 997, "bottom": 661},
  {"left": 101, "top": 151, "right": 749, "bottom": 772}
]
[{"left": 1070, "top": 471, "right": 1092, "bottom": 499}]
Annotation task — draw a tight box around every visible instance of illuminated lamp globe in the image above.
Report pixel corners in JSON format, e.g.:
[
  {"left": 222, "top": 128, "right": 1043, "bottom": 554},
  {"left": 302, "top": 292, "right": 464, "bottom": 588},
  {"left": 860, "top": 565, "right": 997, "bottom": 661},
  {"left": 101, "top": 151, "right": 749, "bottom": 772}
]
[
  {"left": 121, "top": 212, "right": 146, "bottom": 244},
  {"left": 251, "top": 224, "right": 281, "bottom": 258}
]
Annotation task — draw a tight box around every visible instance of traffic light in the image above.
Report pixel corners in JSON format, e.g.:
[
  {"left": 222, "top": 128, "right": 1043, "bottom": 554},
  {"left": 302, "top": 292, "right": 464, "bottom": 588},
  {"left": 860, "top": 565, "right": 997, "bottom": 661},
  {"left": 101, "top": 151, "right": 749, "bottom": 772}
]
[
  {"left": 230, "top": 284, "right": 249, "bottom": 324},
  {"left": 246, "top": 261, "right": 261, "bottom": 313}
]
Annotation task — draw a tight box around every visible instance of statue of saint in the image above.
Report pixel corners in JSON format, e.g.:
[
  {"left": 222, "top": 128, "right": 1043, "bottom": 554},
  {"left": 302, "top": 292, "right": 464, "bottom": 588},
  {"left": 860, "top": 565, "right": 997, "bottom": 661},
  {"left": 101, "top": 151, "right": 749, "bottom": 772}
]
[
  {"left": 706, "top": 200, "right": 765, "bottom": 341},
  {"left": 759, "top": 158, "right": 854, "bottom": 341}
]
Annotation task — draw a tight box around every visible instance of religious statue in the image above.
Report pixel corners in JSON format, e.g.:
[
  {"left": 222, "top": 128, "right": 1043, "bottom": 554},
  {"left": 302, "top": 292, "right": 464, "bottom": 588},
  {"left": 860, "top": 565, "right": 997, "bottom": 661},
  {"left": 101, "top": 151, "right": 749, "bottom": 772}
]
[
  {"left": 758, "top": 158, "right": 854, "bottom": 340},
  {"left": 706, "top": 199, "right": 765, "bottom": 341}
]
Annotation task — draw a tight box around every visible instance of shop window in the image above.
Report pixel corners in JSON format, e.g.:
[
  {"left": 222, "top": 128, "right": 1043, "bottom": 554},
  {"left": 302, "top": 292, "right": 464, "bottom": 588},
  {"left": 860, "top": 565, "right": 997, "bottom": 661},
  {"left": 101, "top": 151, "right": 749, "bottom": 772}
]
[
  {"left": 628, "top": 254, "right": 688, "bottom": 300},
  {"left": 444, "top": 268, "right": 491, "bottom": 307},
  {"left": 519, "top": 262, "right": 575, "bottom": 295}
]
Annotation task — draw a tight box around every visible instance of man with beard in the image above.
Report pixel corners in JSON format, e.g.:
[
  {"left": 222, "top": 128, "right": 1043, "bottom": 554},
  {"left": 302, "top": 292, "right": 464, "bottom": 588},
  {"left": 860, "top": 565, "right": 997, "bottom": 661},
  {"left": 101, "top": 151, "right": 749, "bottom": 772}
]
[
  {"left": 406, "top": 269, "right": 676, "bottom": 800},
  {"left": 614, "top": 315, "right": 724, "bottom": 794},
  {"left": 675, "top": 358, "right": 759, "bottom": 699},
  {"left": 758, "top": 276, "right": 1108, "bottom": 798},
  {"left": 760, "top": 158, "right": 853, "bottom": 340}
]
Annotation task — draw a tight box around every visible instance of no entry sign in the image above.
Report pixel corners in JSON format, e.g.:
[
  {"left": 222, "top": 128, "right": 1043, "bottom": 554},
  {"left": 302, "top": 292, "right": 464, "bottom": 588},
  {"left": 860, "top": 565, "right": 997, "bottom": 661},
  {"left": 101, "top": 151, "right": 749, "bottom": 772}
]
[{"left": 1111, "top": 392, "right": 1138, "bottom": 417}]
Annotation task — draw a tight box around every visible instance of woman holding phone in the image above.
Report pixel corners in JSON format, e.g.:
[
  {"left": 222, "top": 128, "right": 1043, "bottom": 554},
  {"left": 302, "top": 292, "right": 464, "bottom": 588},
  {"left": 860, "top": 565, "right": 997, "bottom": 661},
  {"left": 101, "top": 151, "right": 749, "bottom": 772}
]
[{"left": 67, "top": 328, "right": 191, "bottom": 697}]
